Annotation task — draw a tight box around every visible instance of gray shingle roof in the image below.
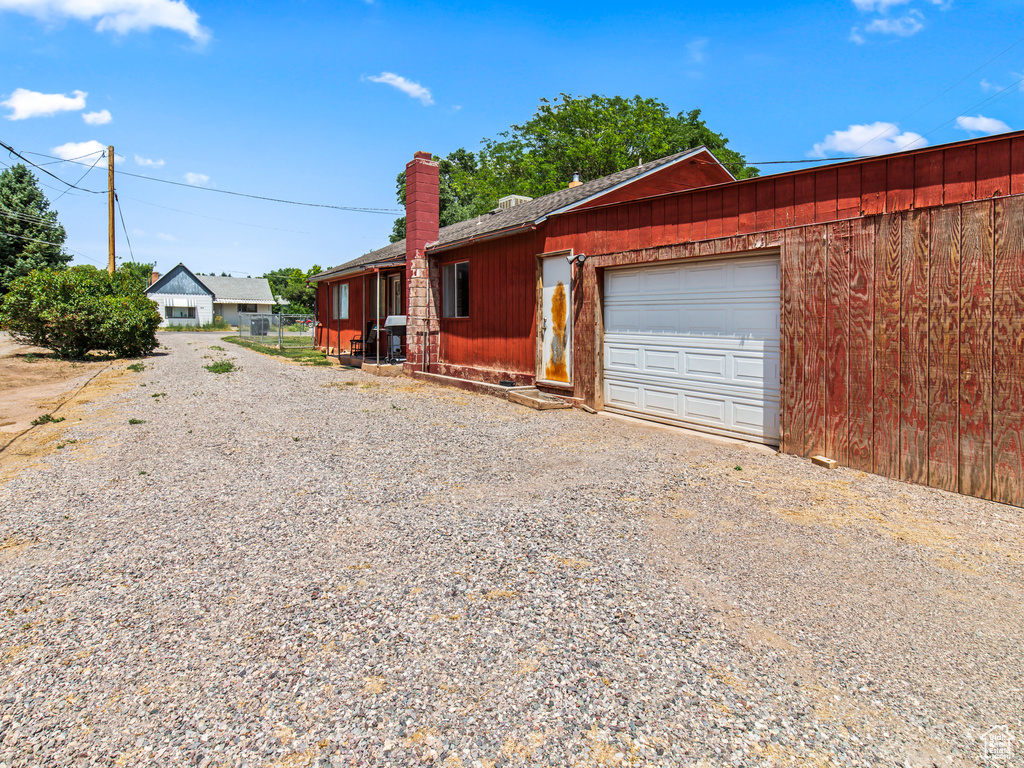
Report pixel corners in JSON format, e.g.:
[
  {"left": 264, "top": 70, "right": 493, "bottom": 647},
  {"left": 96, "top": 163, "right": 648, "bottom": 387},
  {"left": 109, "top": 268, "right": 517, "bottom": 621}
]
[
  {"left": 195, "top": 275, "right": 275, "bottom": 304},
  {"left": 310, "top": 147, "right": 717, "bottom": 282}
]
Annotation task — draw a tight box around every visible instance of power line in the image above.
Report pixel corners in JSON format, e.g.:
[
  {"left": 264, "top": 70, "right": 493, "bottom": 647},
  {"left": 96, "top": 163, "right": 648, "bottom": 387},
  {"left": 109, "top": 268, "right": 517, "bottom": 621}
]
[
  {"left": 0, "top": 207, "right": 53, "bottom": 226},
  {"left": 52, "top": 150, "right": 106, "bottom": 204},
  {"left": 123, "top": 194, "right": 314, "bottom": 234},
  {"left": 0, "top": 229, "right": 102, "bottom": 266},
  {"left": 22, "top": 149, "right": 401, "bottom": 214},
  {"left": 114, "top": 193, "right": 135, "bottom": 262},
  {"left": 0, "top": 141, "right": 104, "bottom": 194}
]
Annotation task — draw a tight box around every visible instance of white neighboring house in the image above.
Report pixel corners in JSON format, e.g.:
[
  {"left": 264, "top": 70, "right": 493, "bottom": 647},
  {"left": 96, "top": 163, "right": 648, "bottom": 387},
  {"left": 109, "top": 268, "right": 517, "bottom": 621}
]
[{"left": 146, "top": 264, "right": 275, "bottom": 327}]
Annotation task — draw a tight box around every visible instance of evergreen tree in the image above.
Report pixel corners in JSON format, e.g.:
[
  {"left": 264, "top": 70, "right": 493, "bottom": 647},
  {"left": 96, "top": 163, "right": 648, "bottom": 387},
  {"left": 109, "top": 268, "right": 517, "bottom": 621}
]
[{"left": 0, "top": 164, "right": 71, "bottom": 294}]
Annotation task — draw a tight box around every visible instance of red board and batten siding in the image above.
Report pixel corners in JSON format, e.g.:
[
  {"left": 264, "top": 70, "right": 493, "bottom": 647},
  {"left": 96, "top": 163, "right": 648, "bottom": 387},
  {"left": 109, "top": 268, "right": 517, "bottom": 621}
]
[{"left": 551, "top": 133, "right": 1024, "bottom": 506}]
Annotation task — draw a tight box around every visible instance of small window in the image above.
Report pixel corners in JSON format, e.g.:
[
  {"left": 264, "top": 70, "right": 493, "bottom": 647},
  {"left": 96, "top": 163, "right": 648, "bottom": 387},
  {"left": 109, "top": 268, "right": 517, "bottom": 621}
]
[
  {"left": 237, "top": 303, "right": 257, "bottom": 314},
  {"left": 442, "top": 261, "right": 469, "bottom": 318},
  {"left": 332, "top": 283, "right": 349, "bottom": 320},
  {"left": 165, "top": 306, "right": 196, "bottom": 319}
]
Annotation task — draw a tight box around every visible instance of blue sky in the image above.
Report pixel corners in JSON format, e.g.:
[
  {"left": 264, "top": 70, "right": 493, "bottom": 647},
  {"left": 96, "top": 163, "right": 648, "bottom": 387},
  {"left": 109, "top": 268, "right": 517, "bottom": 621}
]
[{"left": 1, "top": 0, "right": 1022, "bottom": 278}]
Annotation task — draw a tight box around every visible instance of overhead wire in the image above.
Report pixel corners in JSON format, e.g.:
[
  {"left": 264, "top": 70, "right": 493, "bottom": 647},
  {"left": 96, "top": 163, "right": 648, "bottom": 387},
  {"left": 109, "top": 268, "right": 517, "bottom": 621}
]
[
  {"left": 52, "top": 150, "right": 106, "bottom": 204},
  {"left": 0, "top": 229, "right": 103, "bottom": 266},
  {"left": 114, "top": 193, "right": 135, "bottom": 262},
  {"left": 22, "top": 149, "right": 401, "bottom": 214},
  {"left": 0, "top": 140, "right": 104, "bottom": 194}
]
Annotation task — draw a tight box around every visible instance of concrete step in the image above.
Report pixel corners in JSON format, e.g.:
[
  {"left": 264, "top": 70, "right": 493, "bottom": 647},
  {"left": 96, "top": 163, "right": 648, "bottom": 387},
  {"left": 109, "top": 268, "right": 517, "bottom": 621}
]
[{"left": 507, "top": 388, "right": 571, "bottom": 410}]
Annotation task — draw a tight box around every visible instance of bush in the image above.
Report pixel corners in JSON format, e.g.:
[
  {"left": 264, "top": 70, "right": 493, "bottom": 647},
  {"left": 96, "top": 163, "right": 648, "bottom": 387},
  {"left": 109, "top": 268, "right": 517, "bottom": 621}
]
[{"left": 0, "top": 266, "right": 161, "bottom": 359}]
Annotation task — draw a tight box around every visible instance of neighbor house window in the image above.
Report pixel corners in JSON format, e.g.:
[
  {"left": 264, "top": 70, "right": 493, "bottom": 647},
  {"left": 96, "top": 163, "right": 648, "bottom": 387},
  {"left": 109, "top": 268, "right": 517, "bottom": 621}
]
[
  {"left": 237, "top": 303, "right": 257, "bottom": 314},
  {"left": 165, "top": 306, "right": 196, "bottom": 319},
  {"left": 442, "top": 261, "right": 469, "bottom": 318},
  {"left": 332, "top": 283, "right": 349, "bottom": 320}
]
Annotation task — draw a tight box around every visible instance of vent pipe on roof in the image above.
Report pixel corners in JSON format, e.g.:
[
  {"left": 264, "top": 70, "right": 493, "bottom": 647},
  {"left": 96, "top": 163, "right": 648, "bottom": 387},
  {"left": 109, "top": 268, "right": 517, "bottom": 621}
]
[{"left": 568, "top": 172, "right": 582, "bottom": 189}]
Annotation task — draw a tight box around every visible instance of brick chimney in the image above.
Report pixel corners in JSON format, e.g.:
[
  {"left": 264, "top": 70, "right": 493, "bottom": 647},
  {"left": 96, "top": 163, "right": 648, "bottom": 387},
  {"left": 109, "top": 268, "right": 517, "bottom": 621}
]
[
  {"left": 150, "top": 271, "right": 160, "bottom": 286},
  {"left": 404, "top": 151, "right": 439, "bottom": 372}
]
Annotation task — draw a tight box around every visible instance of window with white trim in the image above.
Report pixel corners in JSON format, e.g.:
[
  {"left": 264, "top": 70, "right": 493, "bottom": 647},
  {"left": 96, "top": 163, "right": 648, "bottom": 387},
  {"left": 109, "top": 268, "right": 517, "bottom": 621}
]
[
  {"left": 442, "top": 261, "right": 469, "bottom": 318},
  {"left": 332, "top": 283, "right": 349, "bottom": 320}
]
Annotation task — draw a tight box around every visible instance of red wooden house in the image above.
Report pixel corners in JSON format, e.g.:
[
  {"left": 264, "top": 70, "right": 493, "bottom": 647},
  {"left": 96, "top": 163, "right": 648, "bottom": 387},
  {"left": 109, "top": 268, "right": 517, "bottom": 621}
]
[{"left": 313, "top": 133, "right": 1024, "bottom": 507}]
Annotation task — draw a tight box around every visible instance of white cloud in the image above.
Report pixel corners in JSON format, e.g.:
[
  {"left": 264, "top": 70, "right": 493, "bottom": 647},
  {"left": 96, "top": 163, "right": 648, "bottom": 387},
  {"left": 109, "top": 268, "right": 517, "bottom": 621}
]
[
  {"left": 955, "top": 115, "right": 1011, "bottom": 135},
  {"left": 865, "top": 11, "right": 924, "bottom": 36},
  {"left": 980, "top": 78, "right": 1002, "bottom": 93},
  {"left": 686, "top": 38, "right": 708, "bottom": 64},
  {"left": 156, "top": 232, "right": 176, "bottom": 242},
  {"left": 82, "top": 108, "right": 111, "bottom": 125},
  {"left": 51, "top": 139, "right": 121, "bottom": 162},
  {"left": 852, "top": 0, "right": 912, "bottom": 11},
  {"left": 184, "top": 172, "right": 209, "bottom": 186},
  {"left": 1, "top": 87, "right": 86, "bottom": 120},
  {"left": 850, "top": 27, "right": 866, "bottom": 44},
  {"left": 135, "top": 154, "right": 164, "bottom": 167},
  {"left": 0, "top": 0, "right": 210, "bottom": 42},
  {"left": 811, "top": 122, "right": 927, "bottom": 158},
  {"left": 366, "top": 72, "right": 434, "bottom": 105}
]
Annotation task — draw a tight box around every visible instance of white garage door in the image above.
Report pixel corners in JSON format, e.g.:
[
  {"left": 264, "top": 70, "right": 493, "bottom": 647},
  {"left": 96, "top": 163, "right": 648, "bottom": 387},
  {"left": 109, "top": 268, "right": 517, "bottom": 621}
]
[{"left": 603, "top": 254, "right": 781, "bottom": 444}]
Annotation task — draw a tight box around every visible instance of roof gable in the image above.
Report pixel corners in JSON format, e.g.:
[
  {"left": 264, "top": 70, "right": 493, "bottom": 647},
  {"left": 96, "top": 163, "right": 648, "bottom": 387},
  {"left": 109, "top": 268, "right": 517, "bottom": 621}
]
[{"left": 146, "top": 264, "right": 212, "bottom": 296}]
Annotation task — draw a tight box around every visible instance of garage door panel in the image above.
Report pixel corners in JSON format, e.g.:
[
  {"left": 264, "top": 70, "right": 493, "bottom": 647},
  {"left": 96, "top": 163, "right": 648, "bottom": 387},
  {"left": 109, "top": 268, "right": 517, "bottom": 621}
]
[{"left": 603, "top": 254, "right": 780, "bottom": 444}]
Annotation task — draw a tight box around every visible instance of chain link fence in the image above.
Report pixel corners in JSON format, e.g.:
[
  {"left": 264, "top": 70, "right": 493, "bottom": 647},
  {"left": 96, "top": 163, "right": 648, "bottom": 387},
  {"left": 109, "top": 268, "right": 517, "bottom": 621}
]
[{"left": 239, "top": 313, "right": 314, "bottom": 348}]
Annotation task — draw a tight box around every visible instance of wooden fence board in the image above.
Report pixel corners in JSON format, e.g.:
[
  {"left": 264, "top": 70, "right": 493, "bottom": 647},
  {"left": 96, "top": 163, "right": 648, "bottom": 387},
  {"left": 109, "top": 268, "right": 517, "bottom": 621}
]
[
  {"left": 872, "top": 213, "right": 902, "bottom": 478},
  {"left": 900, "top": 209, "right": 930, "bottom": 485},
  {"left": 825, "top": 221, "right": 851, "bottom": 464},
  {"left": 959, "top": 200, "right": 993, "bottom": 499},
  {"left": 804, "top": 225, "right": 828, "bottom": 457},
  {"left": 992, "top": 195, "right": 1024, "bottom": 506},
  {"left": 781, "top": 229, "right": 805, "bottom": 454},
  {"left": 927, "top": 206, "right": 961, "bottom": 492},
  {"left": 848, "top": 217, "right": 875, "bottom": 471}
]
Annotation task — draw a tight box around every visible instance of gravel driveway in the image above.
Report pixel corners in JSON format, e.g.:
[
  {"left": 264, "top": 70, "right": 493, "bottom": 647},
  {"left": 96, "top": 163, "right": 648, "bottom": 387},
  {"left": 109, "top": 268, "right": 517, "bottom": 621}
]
[{"left": 1, "top": 332, "right": 1021, "bottom": 767}]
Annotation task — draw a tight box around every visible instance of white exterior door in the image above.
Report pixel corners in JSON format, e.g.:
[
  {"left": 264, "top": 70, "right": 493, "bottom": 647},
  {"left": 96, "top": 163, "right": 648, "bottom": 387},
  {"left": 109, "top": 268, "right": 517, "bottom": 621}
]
[
  {"left": 539, "top": 256, "right": 572, "bottom": 386},
  {"left": 603, "top": 254, "right": 781, "bottom": 444}
]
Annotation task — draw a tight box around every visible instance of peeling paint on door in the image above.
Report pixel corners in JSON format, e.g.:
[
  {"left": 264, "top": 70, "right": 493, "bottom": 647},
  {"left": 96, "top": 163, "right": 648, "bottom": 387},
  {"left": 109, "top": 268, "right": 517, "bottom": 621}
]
[{"left": 545, "top": 282, "right": 568, "bottom": 382}]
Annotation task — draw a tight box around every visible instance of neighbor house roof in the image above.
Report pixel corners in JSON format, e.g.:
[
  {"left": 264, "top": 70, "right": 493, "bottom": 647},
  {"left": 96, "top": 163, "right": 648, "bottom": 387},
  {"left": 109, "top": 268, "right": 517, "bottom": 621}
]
[
  {"left": 310, "top": 146, "right": 730, "bottom": 283},
  {"left": 194, "top": 275, "right": 275, "bottom": 304}
]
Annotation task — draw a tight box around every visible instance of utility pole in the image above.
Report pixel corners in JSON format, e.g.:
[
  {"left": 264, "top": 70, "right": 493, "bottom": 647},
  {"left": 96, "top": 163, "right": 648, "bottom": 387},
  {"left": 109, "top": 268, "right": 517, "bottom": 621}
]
[{"left": 107, "top": 145, "right": 115, "bottom": 274}]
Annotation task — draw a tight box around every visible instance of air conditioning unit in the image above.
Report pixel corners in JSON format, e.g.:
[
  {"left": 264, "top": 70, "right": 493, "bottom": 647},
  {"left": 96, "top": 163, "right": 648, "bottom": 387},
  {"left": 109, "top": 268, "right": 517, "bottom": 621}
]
[{"left": 497, "top": 195, "right": 533, "bottom": 210}]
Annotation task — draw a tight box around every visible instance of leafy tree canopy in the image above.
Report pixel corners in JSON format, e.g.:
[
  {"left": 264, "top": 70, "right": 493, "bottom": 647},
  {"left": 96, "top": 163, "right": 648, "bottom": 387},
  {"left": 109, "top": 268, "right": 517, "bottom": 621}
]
[
  {"left": 263, "top": 265, "right": 321, "bottom": 314},
  {"left": 389, "top": 94, "right": 758, "bottom": 239},
  {"left": 117, "top": 261, "right": 156, "bottom": 293},
  {"left": 0, "top": 164, "right": 71, "bottom": 294},
  {"left": 0, "top": 266, "right": 161, "bottom": 358}
]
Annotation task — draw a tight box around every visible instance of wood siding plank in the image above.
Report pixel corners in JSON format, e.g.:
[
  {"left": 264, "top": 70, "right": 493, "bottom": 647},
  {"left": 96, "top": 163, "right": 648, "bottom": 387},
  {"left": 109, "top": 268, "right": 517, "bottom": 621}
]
[
  {"left": 815, "top": 169, "right": 838, "bottom": 222},
  {"left": 755, "top": 179, "right": 775, "bottom": 231},
  {"left": 804, "top": 225, "right": 828, "bottom": 456},
  {"left": 992, "top": 195, "right": 1024, "bottom": 506},
  {"left": 1012, "top": 137, "right": 1024, "bottom": 195},
  {"left": 959, "top": 200, "right": 994, "bottom": 500},
  {"left": 914, "top": 151, "right": 944, "bottom": 209},
  {"left": 976, "top": 139, "right": 1010, "bottom": 200},
  {"left": 943, "top": 145, "right": 976, "bottom": 204},
  {"left": 706, "top": 188, "right": 724, "bottom": 239},
  {"left": 900, "top": 209, "right": 930, "bottom": 485},
  {"left": 794, "top": 173, "right": 815, "bottom": 226},
  {"left": 927, "top": 206, "right": 961, "bottom": 492},
  {"left": 825, "top": 221, "right": 851, "bottom": 464},
  {"left": 861, "top": 159, "right": 886, "bottom": 216},
  {"left": 848, "top": 217, "right": 875, "bottom": 471},
  {"left": 887, "top": 155, "right": 915, "bottom": 212},
  {"left": 738, "top": 184, "right": 756, "bottom": 233},
  {"left": 721, "top": 185, "right": 739, "bottom": 236},
  {"left": 781, "top": 229, "right": 805, "bottom": 454},
  {"left": 872, "top": 213, "right": 902, "bottom": 478},
  {"left": 837, "top": 165, "right": 861, "bottom": 219},
  {"left": 691, "top": 192, "right": 707, "bottom": 241},
  {"left": 775, "top": 175, "right": 795, "bottom": 228}
]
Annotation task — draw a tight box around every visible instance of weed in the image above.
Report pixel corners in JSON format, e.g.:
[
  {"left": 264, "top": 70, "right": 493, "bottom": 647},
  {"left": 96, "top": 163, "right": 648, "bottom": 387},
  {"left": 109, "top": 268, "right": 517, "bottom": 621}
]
[
  {"left": 209, "top": 345, "right": 225, "bottom": 351},
  {"left": 56, "top": 439, "right": 78, "bottom": 450},
  {"left": 205, "top": 361, "right": 237, "bottom": 374},
  {"left": 127, "top": 362, "right": 145, "bottom": 372},
  {"left": 293, "top": 436, "right": 299, "bottom": 442},
  {"left": 31, "top": 414, "right": 65, "bottom": 426},
  {"left": 139, "top": 471, "right": 148, "bottom": 475},
  {"left": 128, "top": 418, "right": 145, "bottom": 425},
  {"left": 151, "top": 392, "right": 167, "bottom": 398},
  {"left": 391, "top": 403, "right": 404, "bottom": 410},
  {"left": 734, "top": 465, "right": 742, "bottom": 471},
  {"left": 23, "top": 353, "right": 37, "bottom": 363}
]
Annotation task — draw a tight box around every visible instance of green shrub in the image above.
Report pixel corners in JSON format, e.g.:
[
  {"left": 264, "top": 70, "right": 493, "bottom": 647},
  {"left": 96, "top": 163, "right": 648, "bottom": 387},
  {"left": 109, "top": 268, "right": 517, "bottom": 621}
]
[
  {"left": 31, "top": 413, "right": 65, "bottom": 425},
  {"left": 0, "top": 266, "right": 161, "bottom": 359},
  {"left": 205, "top": 360, "right": 237, "bottom": 373}
]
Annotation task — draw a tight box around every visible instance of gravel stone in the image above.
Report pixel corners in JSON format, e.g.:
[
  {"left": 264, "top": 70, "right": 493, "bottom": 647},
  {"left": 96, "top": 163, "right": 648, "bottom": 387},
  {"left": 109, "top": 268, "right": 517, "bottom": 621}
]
[{"left": 0, "top": 332, "right": 1021, "bottom": 767}]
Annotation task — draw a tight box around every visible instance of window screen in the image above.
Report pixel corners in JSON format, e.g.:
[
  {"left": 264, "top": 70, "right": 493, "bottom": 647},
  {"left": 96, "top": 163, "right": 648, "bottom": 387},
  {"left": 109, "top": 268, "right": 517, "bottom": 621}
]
[{"left": 442, "top": 262, "right": 469, "bottom": 318}]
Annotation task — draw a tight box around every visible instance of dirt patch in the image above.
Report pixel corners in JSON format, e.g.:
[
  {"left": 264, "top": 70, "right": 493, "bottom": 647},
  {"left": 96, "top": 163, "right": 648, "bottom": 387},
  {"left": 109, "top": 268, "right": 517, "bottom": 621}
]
[{"left": 0, "top": 334, "right": 115, "bottom": 434}]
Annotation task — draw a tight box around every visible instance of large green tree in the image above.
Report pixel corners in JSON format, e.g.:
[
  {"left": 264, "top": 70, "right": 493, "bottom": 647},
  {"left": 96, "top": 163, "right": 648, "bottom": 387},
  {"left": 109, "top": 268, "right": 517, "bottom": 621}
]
[
  {"left": 263, "top": 265, "right": 322, "bottom": 314},
  {"left": 0, "top": 164, "right": 71, "bottom": 294},
  {"left": 389, "top": 94, "right": 758, "bottom": 239}
]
